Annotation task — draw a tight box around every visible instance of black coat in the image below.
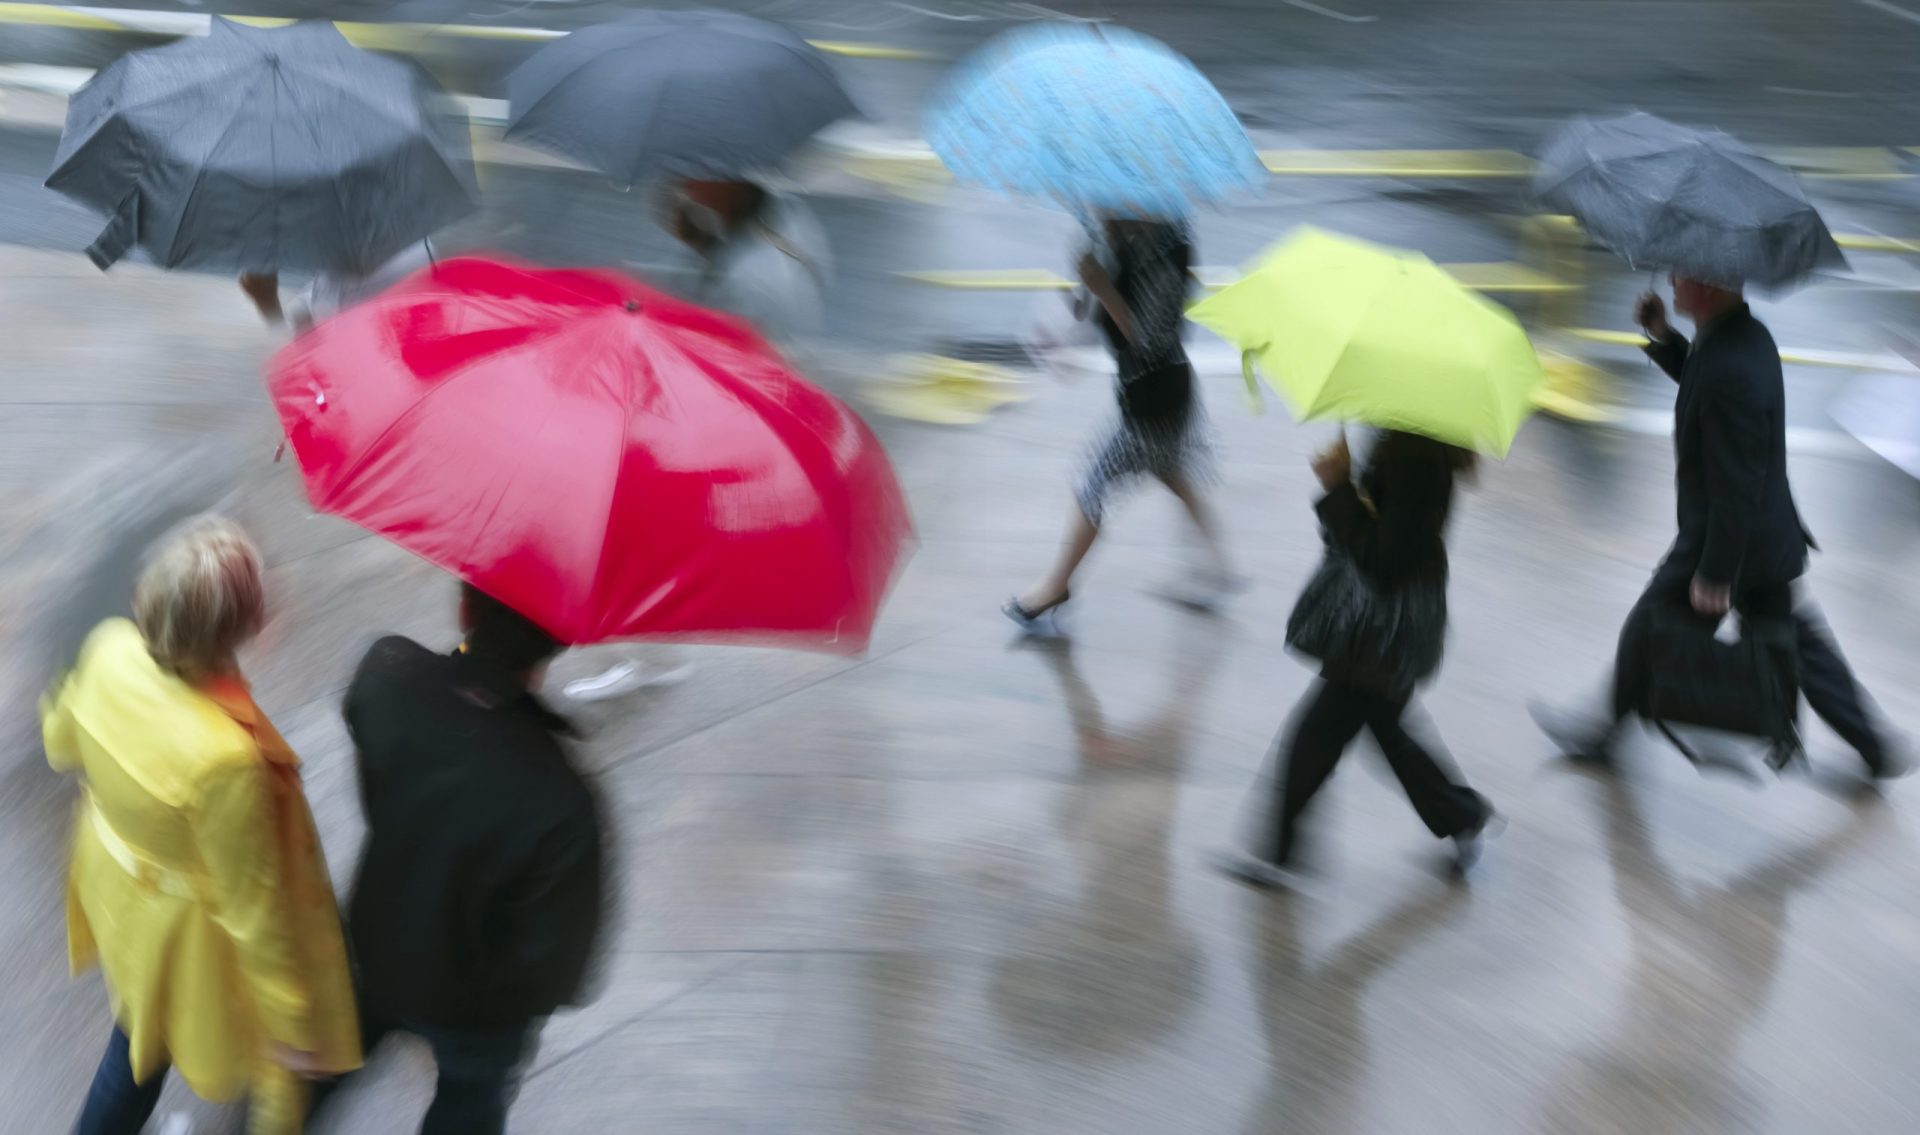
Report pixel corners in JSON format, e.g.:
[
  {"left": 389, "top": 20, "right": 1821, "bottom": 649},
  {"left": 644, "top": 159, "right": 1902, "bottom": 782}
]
[
  {"left": 1315, "top": 431, "right": 1458, "bottom": 598},
  {"left": 1645, "top": 305, "right": 1810, "bottom": 589},
  {"left": 344, "top": 637, "right": 605, "bottom": 1030}
]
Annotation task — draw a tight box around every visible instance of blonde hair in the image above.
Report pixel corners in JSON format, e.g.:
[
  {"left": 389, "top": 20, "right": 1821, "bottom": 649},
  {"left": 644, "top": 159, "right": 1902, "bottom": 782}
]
[{"left": 133, "top": 514, "right": 265, "bottom": 683}]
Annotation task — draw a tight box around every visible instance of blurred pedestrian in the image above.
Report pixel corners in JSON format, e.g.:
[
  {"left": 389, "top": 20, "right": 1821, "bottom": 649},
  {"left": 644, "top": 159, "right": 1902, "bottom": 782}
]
[
  {"left": 563, "top": 176, "right": 831, "bottom": 702},
  {"left": 309, "top": 583, "right": 605, "bottom": 1135},
  {"left": 240, "top": 240, "right": 435, "bottom": 332},
  {"left": 1216, "top": 431, "right": 1495, "bottom": 886},
  {"left": 665, "top": 177, "right": 830, "bottom": 343},
  {"left": 44, "top": 516, "right": 360, "bottom": 1135},
  {"left": 1531, "top": 281, "right": 1907, "bottom": 779},
  {"left": 1004, "top": 215, "right": 1236, "bottom": 633}
]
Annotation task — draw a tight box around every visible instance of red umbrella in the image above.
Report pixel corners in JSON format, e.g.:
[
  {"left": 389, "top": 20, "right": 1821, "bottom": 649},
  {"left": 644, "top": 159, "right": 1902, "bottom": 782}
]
[{"left": 269, "top": 255, "right": 912, "bottom": 650}]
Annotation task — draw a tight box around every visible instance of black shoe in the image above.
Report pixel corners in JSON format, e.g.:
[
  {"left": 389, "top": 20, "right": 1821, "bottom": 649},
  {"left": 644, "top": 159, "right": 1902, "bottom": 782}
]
[
  {"left": 1528, "top": 700, "right": 1616, "bottom": 767},
  {"left": 1206, "top": 848, "right": 1317, "bottom": 895},
  {"left": 1867, "top": 742, "right": 1914, "bottom": 783}
]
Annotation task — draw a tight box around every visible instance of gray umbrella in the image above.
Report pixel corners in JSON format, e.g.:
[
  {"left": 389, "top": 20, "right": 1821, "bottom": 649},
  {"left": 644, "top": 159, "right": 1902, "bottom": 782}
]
[
  {"left": 47, "top": 18, "right": 478, "bottom": 274},
  {"left": 505, "top": 11, "right": 857, "bottom": 187},
  {"left": 1535, "top": 111, "right": 1846, "bottom": 289}
]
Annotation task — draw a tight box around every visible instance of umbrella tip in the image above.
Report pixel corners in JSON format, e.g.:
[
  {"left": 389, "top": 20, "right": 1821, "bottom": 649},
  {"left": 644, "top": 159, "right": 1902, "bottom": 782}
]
[{"left": 624, "top": 299, "right": 640, "bottom": 312}]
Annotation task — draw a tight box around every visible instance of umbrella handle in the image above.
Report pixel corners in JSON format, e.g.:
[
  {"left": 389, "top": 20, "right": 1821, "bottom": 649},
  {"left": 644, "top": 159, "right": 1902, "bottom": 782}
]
[{"left": 1240, "top": 351, "right": 1265, "bottom": 416}]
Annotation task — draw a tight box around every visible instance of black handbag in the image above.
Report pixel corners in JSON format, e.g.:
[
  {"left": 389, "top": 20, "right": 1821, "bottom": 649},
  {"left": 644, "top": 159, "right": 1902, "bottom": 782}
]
[
  {"left": 1639, "top": 606, "right": 1801, "bottom": 771},
  {"left": 1285, "top": 548, "right": 1445, "bottom": 692}
]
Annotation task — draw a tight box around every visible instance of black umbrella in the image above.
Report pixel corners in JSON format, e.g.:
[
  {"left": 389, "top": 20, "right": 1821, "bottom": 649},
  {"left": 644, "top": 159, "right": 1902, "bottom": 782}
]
[
  {"left": 1535, "top": 111, "right": 1846, "bottom": 289},
  {"left": 47, "top": 18, "right": 479, "bottom": 273},
  {"left": 505, "top": 10, "right": 857, "bottom": 186}
]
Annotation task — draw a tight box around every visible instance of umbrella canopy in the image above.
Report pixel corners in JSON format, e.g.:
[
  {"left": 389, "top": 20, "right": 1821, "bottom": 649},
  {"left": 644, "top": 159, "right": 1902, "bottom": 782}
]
[
  {"left": 505, "top": 11, "right": 856, "bottom": 186},
  {"left": 269, "top": 256, "right": 912, "bottom": 650},
  {"left": 1188, "top": 228, "right": 1547, "bottom": 457},
  {"left": 1534, "top": 111, "right": 1845, "bottom": 289},
  {"left": 927, "top": 23, "right": 1263, "bottom": 218},
  {"left": 47, "top": 18, "right": 477, "bottom": 273}
]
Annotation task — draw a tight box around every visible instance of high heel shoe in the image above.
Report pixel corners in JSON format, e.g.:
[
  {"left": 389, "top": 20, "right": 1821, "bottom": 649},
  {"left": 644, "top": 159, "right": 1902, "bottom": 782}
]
[{"left": 1002, "top": 590, "right": 1070, "bottom": 636}]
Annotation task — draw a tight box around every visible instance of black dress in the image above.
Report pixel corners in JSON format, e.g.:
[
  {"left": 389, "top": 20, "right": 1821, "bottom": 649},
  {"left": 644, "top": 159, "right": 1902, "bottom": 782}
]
[{"left": 1073, "top": 220, "right": 1214, "bottom": 525}]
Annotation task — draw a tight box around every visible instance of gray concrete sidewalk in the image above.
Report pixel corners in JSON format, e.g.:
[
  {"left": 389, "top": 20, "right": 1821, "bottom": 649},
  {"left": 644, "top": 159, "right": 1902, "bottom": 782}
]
[{"left": 2, "top": 246, "right": 1919, "bottom": 1134}]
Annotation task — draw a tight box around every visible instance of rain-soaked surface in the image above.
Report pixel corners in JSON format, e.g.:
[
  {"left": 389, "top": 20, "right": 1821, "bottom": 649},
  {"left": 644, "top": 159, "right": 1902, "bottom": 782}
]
[{"left": 3, "top": 2, "right": 1920, "bottom": 1132}]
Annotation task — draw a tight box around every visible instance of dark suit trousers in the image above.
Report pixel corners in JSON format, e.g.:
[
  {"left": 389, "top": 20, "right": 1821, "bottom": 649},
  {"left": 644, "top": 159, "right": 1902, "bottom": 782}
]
[
  {"left": 1610, "top": 556, "right": 1887, "bottom": 770},
  {"left": 1265, "top": 678, "right": 1489, "bottom": 866}
]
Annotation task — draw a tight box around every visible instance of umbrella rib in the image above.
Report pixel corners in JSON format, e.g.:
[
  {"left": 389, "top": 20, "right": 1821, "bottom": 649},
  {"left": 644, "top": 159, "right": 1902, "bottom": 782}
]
[
  {"left": 159, "top": 66, "right": 276, "bottom": 265},
  {"left": 314, "top": 296, "right": 579, "bottom": 503},
  {"left": 576, "top": 311, "right": 649, "bottom": 642},
  {"left": 450, "top": 396, "right": 566, "bottom": 635},
  {"left": 278, "top": 72, "right": 377, "bottom": 268}
]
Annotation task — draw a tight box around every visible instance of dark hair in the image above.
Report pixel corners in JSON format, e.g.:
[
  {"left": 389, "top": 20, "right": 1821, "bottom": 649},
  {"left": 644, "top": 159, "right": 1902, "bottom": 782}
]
[
  {"left": 461, "top": 583, "right": 562, "bottom": 673},
  {"left": 1373, "top": 429, "right": 1477, "bottom": 476}
]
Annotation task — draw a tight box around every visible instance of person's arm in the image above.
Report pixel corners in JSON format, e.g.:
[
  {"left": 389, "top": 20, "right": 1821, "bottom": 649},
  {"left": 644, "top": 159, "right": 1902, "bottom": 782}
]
[
  {"left": 1695, "top": 367, "right": 1770, "bottom": 592},
  {"left": 1635, "top": 292, "right": 1689, "bottom": 381},
  {"left": 1077, "top": 252, "right": 1135, "bottom": 345},
  {"left": 241, "top": 273, "right": 284, "bottom": 325},
  {"left": 41, "top": 674, "right": 80, "bottom": 773},
  {"left": 1643, "top": 331, "right": 1690, "bottom": 381},
  {"left": 1314, "top": 458, "right": 1448, "bottom": 580},
  {"left": 191, "top": 755, "right": 313, "bottom": 1053},
  {"left": 497, "top": 804, "right": 606, "bottom": 1014}
]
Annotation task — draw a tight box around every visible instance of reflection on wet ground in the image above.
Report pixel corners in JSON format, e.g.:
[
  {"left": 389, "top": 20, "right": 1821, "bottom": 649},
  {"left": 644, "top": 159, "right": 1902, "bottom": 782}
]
[{"left": 5, "top": 1, "right": 1920, "bottom": 1131}]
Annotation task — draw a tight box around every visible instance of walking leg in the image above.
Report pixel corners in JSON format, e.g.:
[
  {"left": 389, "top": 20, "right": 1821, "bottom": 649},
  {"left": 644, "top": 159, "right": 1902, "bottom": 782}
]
[
  {"left": 1159, "top": 471, "right": 1232, "bottom": 580},
  {"left": 73, "top": 1028, "right": 165, "bottom": 1135},
  {"left": 1365, "top": 692, "right": 1491, "bottom": 839},
  {"left": 420, "top": 1023, "right": 539, "bottom": 1135},
  {"left": 1794, "top": 603, "right": 1891, "bottom": 773},
  {"left": 1265, "top": 680, "right": 1371, "bottom": 867},
  {"left": 1017, "top": 503, "right": 1099, "bottom": 614}
]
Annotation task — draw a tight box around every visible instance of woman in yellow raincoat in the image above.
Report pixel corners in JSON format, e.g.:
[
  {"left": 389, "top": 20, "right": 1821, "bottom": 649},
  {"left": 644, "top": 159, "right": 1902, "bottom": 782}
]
[{"left": 43, "top": 516, "right": 360, "bottom": 1134}]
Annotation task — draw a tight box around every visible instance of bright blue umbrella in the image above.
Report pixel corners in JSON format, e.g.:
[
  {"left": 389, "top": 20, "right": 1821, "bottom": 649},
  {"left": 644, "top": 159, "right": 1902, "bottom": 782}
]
[{"left": 927, "top": 23, "right": 1263, "bottom": 218}]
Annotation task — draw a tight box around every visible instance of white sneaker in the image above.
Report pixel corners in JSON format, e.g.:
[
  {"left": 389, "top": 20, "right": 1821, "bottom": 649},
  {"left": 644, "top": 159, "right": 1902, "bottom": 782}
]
[
  {"left": 159, "top": 1116, "right": 194, "bottom": 1135},
  {"left": 563, "top": 660, "right": 695, "bottom": 703}
]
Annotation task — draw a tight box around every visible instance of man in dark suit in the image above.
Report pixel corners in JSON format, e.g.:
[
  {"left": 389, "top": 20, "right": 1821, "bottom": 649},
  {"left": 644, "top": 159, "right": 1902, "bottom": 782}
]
[
  {"left": 1536, "top": 276, "right": 1903, "bottom": 779},
  {"left": 311, "top": 584, "right": 605, "bottom": 1135}
]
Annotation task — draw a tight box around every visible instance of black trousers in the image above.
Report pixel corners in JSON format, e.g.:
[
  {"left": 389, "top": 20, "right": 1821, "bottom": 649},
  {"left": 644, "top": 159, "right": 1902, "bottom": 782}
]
[
  {"left": 1264, "top": 677, "right": 1489, "bottom": 866},
  {"left": 1610, "top": 556, "right": 1887, "bottom": 770},
  {"left": 308, "top": 1006, "right": 540, "bottom": 1135}
]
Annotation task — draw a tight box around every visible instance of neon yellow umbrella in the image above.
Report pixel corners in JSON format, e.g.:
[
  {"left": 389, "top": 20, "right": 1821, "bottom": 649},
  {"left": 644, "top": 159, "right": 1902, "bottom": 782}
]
[{"left": 1187, "top": 227, "right": 1547, "bottom": 456}]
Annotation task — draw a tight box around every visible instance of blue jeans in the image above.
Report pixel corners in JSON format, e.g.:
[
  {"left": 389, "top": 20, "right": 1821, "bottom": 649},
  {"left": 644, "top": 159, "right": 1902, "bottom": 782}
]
[
  {"left": 74, "top": 1028, "right": 165, "bottom": 1135},
  {"left": 309, "top": 1011, "right": 538, "bottom": 1135}
]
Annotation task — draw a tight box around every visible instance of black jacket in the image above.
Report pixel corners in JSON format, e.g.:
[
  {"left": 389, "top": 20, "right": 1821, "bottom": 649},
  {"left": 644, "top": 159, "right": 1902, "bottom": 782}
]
[
  {"left": 344, "top": 637, "right": 605, "bottom": 1030},
  {"left": 1645, "top": 305, "right": 1810, "bottom": 589},
  {"left": 1315, "top": 430, "right": 1459, "bottom": 597}
]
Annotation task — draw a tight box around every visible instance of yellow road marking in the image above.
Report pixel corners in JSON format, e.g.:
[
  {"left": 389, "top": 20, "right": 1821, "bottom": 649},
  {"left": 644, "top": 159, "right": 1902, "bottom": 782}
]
[
  {"left": 903, "top": 263, "right": 1577, "bottom": 295},
  {"left": 0, "top": 4, "right": 927, "bottom": 58},
  {"left": 0, "top": 2, "right": 122, "bottom": 29},
  {"left": 1835, "top": 233, "right": 1920, "bottom": 253},
  {"left": 1261, "top": 149, "right": 1534, "bottom": 178},
  {"left": 1261, "top": 148, "right": 1916, "bottom": 180}
]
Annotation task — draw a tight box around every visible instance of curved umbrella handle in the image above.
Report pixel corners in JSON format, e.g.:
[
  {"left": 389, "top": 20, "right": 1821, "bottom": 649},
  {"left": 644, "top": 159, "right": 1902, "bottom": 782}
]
[
  {"left": 1240, "top": 350, "right": 1265, "bottom": 416},
  {"left": 85, "top": 190, "right": 139, "bottom": 271}
]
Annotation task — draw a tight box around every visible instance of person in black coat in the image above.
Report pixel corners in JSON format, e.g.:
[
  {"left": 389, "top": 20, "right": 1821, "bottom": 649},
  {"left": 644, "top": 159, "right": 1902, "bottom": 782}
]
[
  {"left": 1217, "top": 430, "right": 1496, "bottom": 888},
  {"left": 1534, "top": 277, "right": 1904, "bottom": 779},
  {"left": 310, "top": 584, "right": 605, "bottom": 1135}
]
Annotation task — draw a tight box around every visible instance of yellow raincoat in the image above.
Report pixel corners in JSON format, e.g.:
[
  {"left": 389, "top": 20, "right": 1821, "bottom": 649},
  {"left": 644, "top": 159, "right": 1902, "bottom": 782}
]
[{"left": 42, "top": 619, "right": 361, "bottom": 1131}]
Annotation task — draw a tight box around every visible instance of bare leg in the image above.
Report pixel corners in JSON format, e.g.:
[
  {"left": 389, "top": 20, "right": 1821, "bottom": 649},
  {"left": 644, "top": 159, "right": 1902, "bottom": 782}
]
[
  {"left": 1160, "top": 472, "right": 1231, "bottom": 578},
  {"left": 1018, "top": 504, "right": 1099, "bottom": 612}
]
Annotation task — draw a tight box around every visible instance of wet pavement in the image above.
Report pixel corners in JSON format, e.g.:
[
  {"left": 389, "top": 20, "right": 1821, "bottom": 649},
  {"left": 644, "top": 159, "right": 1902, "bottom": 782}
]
[{"left": 3, "top": 2, "right": 1920, "bottom": 1132}]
